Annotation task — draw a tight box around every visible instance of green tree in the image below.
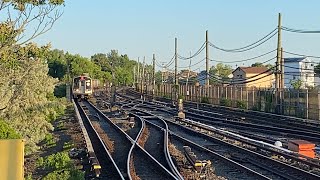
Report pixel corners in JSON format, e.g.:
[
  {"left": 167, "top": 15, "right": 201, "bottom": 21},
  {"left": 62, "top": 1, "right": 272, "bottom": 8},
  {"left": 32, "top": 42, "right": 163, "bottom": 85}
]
[
  {"left": 47, "top": 49, "right": 67, "bottom": 80},
  {"left": 0, "top": 0, "right": 64, "bottom": 51},
  {"left": 209, "top": 63, "right": 233, "bottom": 84},
  {"left": 251, "top": 62, "right": 273, "bottom": 69},
  {"left": 290, "top": 79, "right": 302, "bottom": 89}
]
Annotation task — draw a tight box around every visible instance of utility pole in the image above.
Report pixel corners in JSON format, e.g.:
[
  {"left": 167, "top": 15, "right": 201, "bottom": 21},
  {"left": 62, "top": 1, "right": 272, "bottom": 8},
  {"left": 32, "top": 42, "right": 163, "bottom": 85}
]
[
  {"left": 276, "top": 13, "right": 282, "bottom": 90},
  {"left": 175, "top": 38, "right": 178, "bottom": 86},
  {"left": 137, "top": 57, "right": 140, "bottom": 91},
  {"left": 276, "top": 13, "right": 282, "bottom": 114},
  {"left": 153, "top": 54, "right": 156, "bottom": 98},
  {"left": 133, "top": 66, "right": 136, "bottom": 85},
  {"left": 141, "top": 56, "right": 145, "bottom": 94},
  {"left": 206, "top": 30, "right": 210, "bottom": 87}
]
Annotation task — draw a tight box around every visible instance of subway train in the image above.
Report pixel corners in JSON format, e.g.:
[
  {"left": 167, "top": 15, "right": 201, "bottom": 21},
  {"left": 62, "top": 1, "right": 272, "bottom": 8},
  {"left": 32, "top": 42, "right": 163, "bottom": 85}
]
[{"left": 72, "top": 75, "right": 93, "bottom": 99}]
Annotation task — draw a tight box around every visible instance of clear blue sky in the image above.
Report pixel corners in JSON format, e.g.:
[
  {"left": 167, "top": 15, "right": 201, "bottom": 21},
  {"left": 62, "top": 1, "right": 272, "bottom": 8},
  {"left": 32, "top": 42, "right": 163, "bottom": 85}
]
[{"left": 35, "top": 0, "right": 320, "bottom": 71}]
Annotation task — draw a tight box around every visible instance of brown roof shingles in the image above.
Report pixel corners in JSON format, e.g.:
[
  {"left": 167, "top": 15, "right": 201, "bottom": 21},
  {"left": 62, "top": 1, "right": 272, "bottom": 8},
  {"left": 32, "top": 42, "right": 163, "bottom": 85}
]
[{"left": 235, "top": 67, "right": 269, "bottom": 74}]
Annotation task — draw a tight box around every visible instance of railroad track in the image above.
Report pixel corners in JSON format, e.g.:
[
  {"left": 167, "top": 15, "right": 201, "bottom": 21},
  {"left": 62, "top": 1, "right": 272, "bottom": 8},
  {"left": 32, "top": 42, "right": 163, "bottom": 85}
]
[
  {"left": 125, "top": 88, "right": 320, "bottom": 130},
  {"left": 82, "top": 99, "right": 179, "bottom": 179},
  {"left": 74, "top": 100, "right": 125, "bottom": 179},
  {"left": 118, "top": 97, "right": 319, "bottom": 179},
  {"left": 122, "top": 105, "right": 268, "bottom": 179},
  {"left": 135, "top": 102, "right": 320, "bottom": 171}
]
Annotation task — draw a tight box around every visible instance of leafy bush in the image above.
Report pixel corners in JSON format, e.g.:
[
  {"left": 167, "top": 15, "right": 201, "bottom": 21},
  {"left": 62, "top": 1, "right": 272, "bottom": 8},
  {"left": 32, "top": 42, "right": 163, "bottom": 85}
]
[
  {"left": 63, "top": 142, "right": 74, "bottom": 150},
  {"left": 54, "top": 84, "right": 66, "bottom": 98},
  {"left": 178, "top": 94, "right": 184, "bottom": 100},
  {"left": 43, "top": 133, "right": 56, "bottom": 148},
  {"left": 236, "top": 100, "right": 247, "bottom": 109},
  {"left": 43, "top": 169, "right": 84, "bottom": 180},
  {"left": 201, "top": 97, "right": 210, "bottom": 104},
  {"left": 220, "top": 98, "right": 232, "bottom": 107},
  {"left": 38, "top": 152, "right": 71, "bottom": 170},
  {"left": 0, "top": 119, "right": 21, "bottom": 139}
]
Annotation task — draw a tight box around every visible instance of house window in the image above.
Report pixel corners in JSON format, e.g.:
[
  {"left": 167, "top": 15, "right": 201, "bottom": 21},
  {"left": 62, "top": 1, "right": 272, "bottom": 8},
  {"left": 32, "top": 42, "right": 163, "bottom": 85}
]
[
  {"left": 293, "top": 76, "right": 296, "bottom": 80},
  {"left": 240, "top": 75, "right": 243, "bottom": 78}
]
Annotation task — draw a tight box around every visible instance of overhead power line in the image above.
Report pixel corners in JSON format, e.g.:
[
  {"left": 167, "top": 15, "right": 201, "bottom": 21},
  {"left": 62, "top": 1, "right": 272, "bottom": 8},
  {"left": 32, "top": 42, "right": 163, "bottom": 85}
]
[
  {"left": 178, "top": 58, "right": 206, "bottom": 69},
  {"left": 281, "top": 26, "right": 320, "bottom": 34},
  {"left": 177, "top": 42, "right": 206, "bottom": 60},
  {"left": 209, "top": 51, "right": 276, "bottom": 63},
  {"left": 283, "top": 51, "right": 320, "bottom": 59},
  {"left": 209, "top": 28, "right": 277, "bottom": 53}
]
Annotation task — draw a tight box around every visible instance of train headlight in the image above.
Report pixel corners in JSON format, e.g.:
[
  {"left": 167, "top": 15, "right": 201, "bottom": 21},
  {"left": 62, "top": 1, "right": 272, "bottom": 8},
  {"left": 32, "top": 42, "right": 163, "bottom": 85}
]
[{"left": 86, "top": 82, "right": 91, "bottom": 86}]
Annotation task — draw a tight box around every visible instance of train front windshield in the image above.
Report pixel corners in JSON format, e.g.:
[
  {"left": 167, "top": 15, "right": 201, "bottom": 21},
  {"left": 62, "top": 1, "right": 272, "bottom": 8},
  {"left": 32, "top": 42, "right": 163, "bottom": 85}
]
[{"left": 73, "top": 76, "right": 91, "bottom": 89}]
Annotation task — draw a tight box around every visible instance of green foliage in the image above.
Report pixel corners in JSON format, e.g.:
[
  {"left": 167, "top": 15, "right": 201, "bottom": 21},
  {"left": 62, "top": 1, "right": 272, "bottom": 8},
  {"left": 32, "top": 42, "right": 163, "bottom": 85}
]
[
  {"left": 236, "top": 100, "right": 247, "bottom": 109},
  {"left": 290, "top": 79, "right": 302, "bottom": 89},
  {"left": 25, "top": 174, "right": 33, "bottom": 180},
  {"left": 42, "top": 152, "right": 71, "bottom": 170},
  {"left": 54, "top": 84, "right": 66, "bottom": 98},
  {"left": 0, "top": 119, "right": 21, "bottom": 139},
  {"left": 43, "top": 133, "right": 56, "bottom": 147},
  {"left": 209, "top": 63, "right": 233, "bottom": 84},
  {"left": 251, "top": 62, "right": 273, "bottom": 69},
  {"left": 220, "top": 98, "right": 232, "bottom": 107},
  {"left": 43, "top": 169, "right": 84, "bottom": 180},
  {"left": 201, "top": 97, "right": 210, "bottom": 104},
  {"left": 63, "top": 142, "right": 74, "bottom": 150},
  {"left": 315, "top": 63, "right": 320, "bottom": 75},
  {"left": 178, "top": 94, "right": 184, "bottom": 100}
]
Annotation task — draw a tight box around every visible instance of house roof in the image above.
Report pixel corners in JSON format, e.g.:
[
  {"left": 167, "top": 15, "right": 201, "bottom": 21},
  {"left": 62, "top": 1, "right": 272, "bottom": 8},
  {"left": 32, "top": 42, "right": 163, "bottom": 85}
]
[
  {"left": 233, "top": 66, "right": 269, "bottom": 74},
  {"left": 284, "top": 57, "right": 306, "bottom": 63}
]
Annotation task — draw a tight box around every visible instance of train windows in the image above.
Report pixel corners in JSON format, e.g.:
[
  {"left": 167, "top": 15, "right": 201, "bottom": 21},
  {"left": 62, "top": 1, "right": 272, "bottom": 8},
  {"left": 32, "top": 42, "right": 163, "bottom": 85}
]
[
  {"left": 86, "top": 80, "right": 91, "bottom": 90},
  {"left": 81, "top": 81, "right": 85, "bottom": 86},
  {"left": 73, "top": 77, "right": 80, "bottom": 89}
]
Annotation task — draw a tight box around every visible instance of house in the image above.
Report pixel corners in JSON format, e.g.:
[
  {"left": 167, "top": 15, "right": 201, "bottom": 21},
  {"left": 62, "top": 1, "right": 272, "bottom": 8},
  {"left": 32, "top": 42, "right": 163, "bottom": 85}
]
[
  {"left": 284, "top": 57, "right": 314, "bottom": 89},
  {"left": 232, "top": 66, "right": 274, "bottom": 87},
  {"left": 197, "top": 70, "right": 207, "bottom": 85},
  {"left": 197, "top": 70, "right": 233, "bottom": 86}
]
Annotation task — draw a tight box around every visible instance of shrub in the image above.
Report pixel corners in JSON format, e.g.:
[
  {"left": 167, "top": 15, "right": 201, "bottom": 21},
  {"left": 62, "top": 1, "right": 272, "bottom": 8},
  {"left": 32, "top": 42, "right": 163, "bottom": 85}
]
[
  {"left": 0, "top": 119, "right": 21, "bottom": 139},
  {"left": 201, "top": 97, "right": 210, "bottom": 104},
  {"left": 54, "top": 84, "right": 66, "bottom": 98},
  {"left": 236, "top": 100, "right": 247, "bottom": 109},
  {"left": 178, "top": 94, "right": 184, "bottom": 100},
  {"left": 40, "top": 152, "right": 71, "bottom": 170},
  {"left": 220, "top": 98, "right": 232, "bottom": 107}
]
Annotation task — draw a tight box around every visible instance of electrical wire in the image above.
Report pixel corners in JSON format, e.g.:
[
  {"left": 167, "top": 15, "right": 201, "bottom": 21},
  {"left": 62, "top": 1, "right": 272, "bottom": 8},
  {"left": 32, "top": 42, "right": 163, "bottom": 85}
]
[
  {"left": 178, "top": 58, "right": 206, "bottom": 69},
  {"left": 281, "top": 26, "right": 320, "bottom": 33},
  {"left": 208, "top": 28, "right": 277, "bottom": 52},
  {"left": 177, "top": 42, "right": 206, "bottom": 60},
  {"left": 210, "top": 54, "right": 276, "bottom": 64},
  {"left": 283, "top": 51, "right": 320, "bottom": 59}
]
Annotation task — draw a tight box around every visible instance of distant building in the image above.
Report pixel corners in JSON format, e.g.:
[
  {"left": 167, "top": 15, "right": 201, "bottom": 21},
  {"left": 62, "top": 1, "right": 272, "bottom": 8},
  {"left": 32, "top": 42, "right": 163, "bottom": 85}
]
[
  {"left": 197, "top": 70, "right": 207, "bottom": 85},
  {"left": 284, "top": 57, "right": 314, "bottom": 89},
  {"left": 232, "top": 66, "right": 274, "bottom": 88}
]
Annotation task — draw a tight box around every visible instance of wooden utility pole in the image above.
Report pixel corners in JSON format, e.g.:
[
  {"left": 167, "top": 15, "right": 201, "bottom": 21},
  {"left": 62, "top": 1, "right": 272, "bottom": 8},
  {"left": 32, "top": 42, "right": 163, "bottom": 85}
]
[
  {"left": 133, "top": 65, "right": 136, "bottom": 84},
  {"left": 206, "top": 30, "right": 210, "bottom": 87},
  {"left": 137, "top": 57, "right": 140, "bottom": 87},
  {"left": 276, "top": 13, "right": 282, "bottom": 114},
  {"left": 175, "top": 38, "right": 178, "bottom": 86},
  {"left": 141, "top": 56, "right": 145, "bottom": 93},
  {"left": 276, "top": 13, "right": 282, "bottom": 90},
  {"left": 153, "top": 54, "right": 156, "bottom": 97}
]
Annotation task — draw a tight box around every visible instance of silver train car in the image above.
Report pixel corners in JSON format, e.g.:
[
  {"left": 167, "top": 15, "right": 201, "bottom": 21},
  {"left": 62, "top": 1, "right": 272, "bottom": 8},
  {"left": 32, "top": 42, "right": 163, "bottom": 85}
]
[{"left": 72, "top": 75, "right": 93, "bottom": 99}]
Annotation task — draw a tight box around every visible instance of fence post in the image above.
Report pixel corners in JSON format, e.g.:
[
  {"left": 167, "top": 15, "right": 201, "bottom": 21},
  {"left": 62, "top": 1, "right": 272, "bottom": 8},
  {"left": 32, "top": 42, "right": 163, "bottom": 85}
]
[
  {"left": 240, "top": 87, "right": 243, "bottom": 101},
  {"left": 217, "top": 86, "right": 220, "bottom": 105},
  {"left": 252, "top": 87, "right": 255, "bottom": 109},
  {"left": 306, "top": 89, "right": 309, "bottom": 119},
  {"left": 246, "top": 87, "right": 249, "bottom": 110}
]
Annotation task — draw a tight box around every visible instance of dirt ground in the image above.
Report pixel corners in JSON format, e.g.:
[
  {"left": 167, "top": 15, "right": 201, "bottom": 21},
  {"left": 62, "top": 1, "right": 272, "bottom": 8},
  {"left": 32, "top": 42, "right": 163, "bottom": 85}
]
[{"left": 24, "top": 104, "right": 86, "bottom": 179}]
